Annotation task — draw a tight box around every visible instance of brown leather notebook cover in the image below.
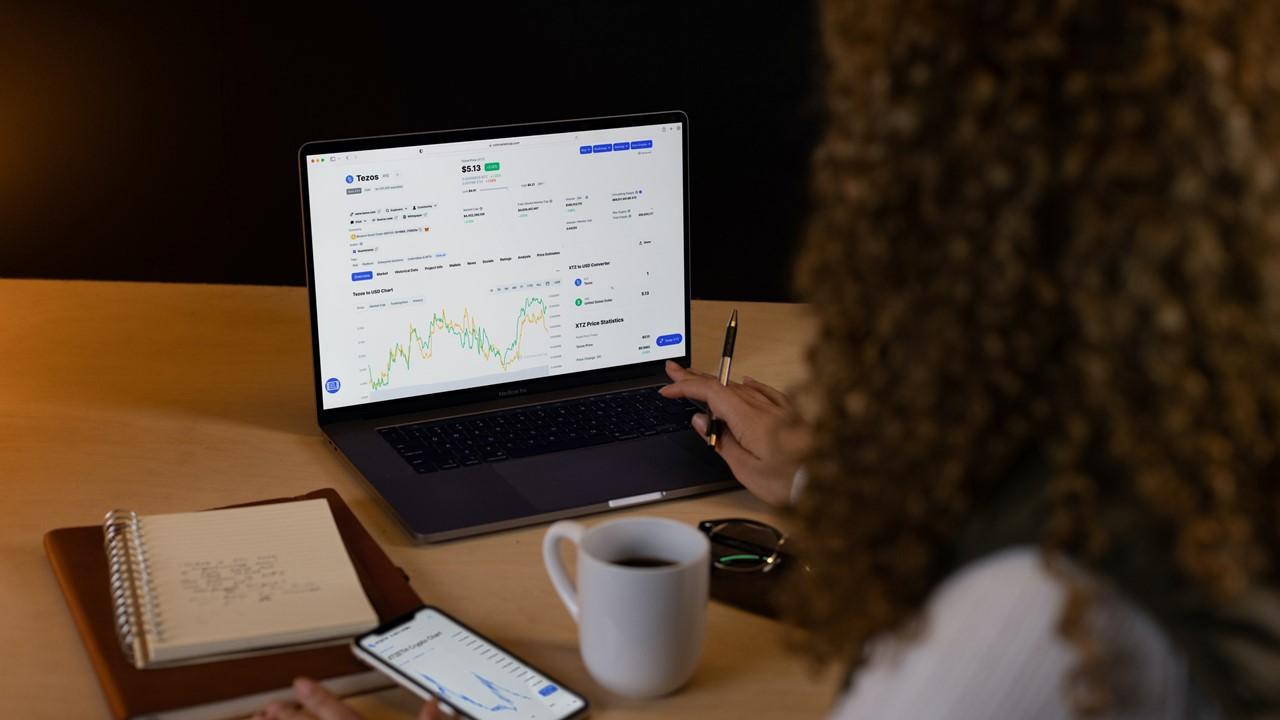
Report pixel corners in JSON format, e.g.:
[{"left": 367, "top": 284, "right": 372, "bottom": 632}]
[{"left": 44, "top": 488, "right": 422, "bottom": 720}]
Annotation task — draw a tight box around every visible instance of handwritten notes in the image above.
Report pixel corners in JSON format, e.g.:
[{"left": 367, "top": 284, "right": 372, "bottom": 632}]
[{"left": 134, "top": 499, "right": 378, "bottom": 664}]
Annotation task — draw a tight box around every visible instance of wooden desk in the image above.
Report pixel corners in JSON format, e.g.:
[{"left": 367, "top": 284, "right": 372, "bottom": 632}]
[{"left": 0, "top": 279, "right": 834, "bottom": 719}]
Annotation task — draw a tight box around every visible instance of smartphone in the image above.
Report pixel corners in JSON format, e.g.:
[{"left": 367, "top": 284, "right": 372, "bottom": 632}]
[{"left": 352, "top": 606, "right": 589, "bottom": 720}]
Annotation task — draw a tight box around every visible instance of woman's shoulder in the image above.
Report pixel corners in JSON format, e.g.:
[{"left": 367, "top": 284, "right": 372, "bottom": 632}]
[{"left": 829, "top": 547, "right": 1215, "bottom": 720}]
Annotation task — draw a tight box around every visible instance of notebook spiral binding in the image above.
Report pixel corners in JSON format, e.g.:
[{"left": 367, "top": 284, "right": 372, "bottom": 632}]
[{"left": 104, "top": 509, "right": 162, "bottom": 667}]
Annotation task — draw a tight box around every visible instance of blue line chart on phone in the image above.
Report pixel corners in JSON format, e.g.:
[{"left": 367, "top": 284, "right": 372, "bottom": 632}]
[{"left": 420, "top": 672, "right": 533, "bottom": 713}]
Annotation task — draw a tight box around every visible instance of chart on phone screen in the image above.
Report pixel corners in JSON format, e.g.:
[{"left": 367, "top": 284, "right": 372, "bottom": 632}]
[
  {"left": 361, "top": 610, "right": 585, "bottom": 720},
  {"left": 306, "top": 122, "right": 688, "bottom": 410}
]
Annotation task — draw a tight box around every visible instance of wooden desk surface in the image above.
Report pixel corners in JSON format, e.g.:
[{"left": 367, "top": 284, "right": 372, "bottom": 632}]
[{"left": 0, "top": 279, "right": 834, "bottom": 719}]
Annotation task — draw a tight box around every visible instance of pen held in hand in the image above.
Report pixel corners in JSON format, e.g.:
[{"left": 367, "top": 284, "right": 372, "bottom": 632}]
[{"left": 707, "top": 309, "right": 738, "bottom": 448}]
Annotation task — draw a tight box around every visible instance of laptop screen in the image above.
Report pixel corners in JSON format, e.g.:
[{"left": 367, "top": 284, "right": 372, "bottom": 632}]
[{"left": 303, "top": 118, "right": 688, "bottom": 411}]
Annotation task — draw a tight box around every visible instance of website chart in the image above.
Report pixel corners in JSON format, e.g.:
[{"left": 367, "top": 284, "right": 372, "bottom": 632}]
[{"left": 307, "top": 122, "right": 686, "bottom": 409}]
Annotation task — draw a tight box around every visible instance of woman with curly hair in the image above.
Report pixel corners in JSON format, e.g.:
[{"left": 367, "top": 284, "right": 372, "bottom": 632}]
[
  {"left": 261, "top": 1, "right": 1280, "bottom": 719},
  {"left": 665, "top": 0, "right": 1280, "bottom": 717}
]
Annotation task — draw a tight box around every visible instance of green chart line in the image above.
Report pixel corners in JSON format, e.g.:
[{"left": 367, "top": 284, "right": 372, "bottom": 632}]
[{"left": 367, "top": 297, "right": 548, "bottom": 390}]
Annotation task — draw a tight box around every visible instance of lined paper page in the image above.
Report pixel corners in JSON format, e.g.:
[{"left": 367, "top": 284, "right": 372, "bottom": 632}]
[{"left": 138, "top": 499, "right": 379, "bottom": 664}]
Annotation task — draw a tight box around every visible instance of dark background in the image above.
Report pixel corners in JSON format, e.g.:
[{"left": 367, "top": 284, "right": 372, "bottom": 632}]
[{"left": 2, "top": 4, "right": 822, "bottom": 301}]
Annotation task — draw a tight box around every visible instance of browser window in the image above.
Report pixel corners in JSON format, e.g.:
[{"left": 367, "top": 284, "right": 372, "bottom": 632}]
[{"left": 305, "top": 122, "right": 686, "bottom": 410}]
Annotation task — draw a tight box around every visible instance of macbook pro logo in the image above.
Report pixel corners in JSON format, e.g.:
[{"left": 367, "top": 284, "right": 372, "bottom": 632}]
[{"left": 497, "top": 387, "right": 527, "bottom": 397}]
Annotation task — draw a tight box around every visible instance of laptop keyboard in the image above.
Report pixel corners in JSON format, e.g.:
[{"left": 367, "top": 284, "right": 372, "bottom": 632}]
[{"left": 378, "top": 387, "right": 702, "bottom": 474}]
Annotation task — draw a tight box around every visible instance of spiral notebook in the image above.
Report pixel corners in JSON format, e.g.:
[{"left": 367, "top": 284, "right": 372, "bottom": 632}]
[
  {"left": 46, "top": 488, "right": 424, "bottom": 720},
  {"left": 105, "top": 498, "right": 379, "bottom": 668}
]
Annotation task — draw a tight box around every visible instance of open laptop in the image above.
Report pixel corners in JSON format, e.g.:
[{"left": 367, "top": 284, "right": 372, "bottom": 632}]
[{"left": 298, "top": 111, "right": 737, "bottom": 542}]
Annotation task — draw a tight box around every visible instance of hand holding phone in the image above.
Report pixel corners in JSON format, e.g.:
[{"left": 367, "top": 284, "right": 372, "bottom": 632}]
[{"left": 352, "top": 606, "right": 589, "bottom": 720}]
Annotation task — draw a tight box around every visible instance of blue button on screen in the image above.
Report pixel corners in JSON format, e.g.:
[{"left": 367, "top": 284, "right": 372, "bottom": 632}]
[
  {"left": 631, "top": 139, "right": 653, "bottom": 149},
  {"left": 539, "top": 685, "right": 558, "bottom": 697},
  {"left": 613, "top": 141, "right": 630, "bottom": 151},
  {"left": 592, "top": 143, "right": 612, "bottom": 153},
  {"left": 324, "top": 377, "right": 341, "bottom": 394},
  {"left": 351, "top": 271, "right": 373, "bottom": 281},
  {"left": 656, "top": 333, "right": 683, "bottom": 347},
  {"left": 579, "top": 145, "right": 592, "bottom": 154}
]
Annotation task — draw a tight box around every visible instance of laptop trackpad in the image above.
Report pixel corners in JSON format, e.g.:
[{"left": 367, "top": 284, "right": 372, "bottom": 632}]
[{"left": 497, "top": 437, "right": 710, "bottom": 512}]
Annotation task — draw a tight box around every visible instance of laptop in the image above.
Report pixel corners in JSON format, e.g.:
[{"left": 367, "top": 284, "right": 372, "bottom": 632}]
[{"left": 298, "top": 111, "right": 737, "bottom": 542}]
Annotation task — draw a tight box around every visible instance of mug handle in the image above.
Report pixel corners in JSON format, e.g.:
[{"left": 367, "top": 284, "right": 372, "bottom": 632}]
[{"left": 543, "top": 520, "right": 586, "bottom": 622}]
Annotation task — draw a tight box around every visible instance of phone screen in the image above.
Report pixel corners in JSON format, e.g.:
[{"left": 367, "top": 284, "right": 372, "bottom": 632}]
[{"left": 357, "top": 607, "right": 587, "bottom": 720}]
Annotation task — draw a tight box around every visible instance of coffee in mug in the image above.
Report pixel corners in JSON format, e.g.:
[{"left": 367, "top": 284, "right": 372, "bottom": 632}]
[{"left": 543, "top": 517, "right": 710, "bottom": 698}]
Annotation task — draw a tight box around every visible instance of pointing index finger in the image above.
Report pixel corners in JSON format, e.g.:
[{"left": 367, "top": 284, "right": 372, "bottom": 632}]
[
  {"left": 660, "top": 378, "right": 750, "bottom": 430},
  {"left": 665, "top": 360, "right": 715, "bottom": 382}
]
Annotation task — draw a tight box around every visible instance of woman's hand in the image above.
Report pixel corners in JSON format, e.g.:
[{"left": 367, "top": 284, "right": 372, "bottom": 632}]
[
  {"left": 659, "top": 360, "right": 807, "bottom": 507},
  {"left": 252, "top": 677, "right": 448, "bottom": 720}
]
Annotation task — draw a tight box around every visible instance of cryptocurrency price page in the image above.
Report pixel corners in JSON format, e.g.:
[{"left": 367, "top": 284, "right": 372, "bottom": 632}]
[{"left": 306, "top": 122, "right": 686, "bottom": 410}]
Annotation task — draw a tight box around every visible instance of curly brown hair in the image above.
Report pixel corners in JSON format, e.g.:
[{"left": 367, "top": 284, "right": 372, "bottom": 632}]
[{"left": 791, "top": 0, "right": 1280, "bottom": 713}]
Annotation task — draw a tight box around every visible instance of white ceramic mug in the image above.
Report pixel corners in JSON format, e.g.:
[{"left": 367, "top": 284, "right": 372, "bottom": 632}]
[{"left": 543, "top": 517, "right": 710, "bottom": 698}]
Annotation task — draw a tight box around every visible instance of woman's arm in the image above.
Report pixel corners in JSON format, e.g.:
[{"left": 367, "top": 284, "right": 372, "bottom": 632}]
[{"left": 659, "top": 360, "right": 807, "bottom": 507}]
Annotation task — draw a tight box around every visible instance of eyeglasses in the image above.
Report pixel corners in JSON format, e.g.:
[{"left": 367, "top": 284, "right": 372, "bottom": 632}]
[{"left": 698, "top": 518, "right": 786, "bottom": 573}]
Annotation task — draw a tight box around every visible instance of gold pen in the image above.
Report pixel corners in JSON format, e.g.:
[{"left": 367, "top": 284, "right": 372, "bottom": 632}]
[{"left": 706, "top": 309, "right": 738, "bottom": 447}]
